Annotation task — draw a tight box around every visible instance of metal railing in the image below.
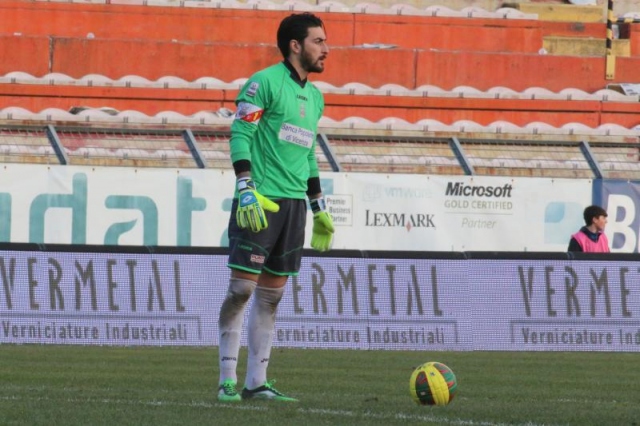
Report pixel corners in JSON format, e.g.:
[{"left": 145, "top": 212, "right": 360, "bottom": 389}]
[{"left": 1, "top": 123, "right": 639, "bottom": 179}]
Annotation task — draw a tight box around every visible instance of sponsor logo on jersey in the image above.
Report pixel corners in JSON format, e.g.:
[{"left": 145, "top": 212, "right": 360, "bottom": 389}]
[
  {"left": 278, "top": 123, "right": 314, "bottom": 149},
  {"left": 235, "top": 102, "right": 263, "bottom": 124},
  {"left": 246, "top": 81, "right": 259, "bottom": 97}
]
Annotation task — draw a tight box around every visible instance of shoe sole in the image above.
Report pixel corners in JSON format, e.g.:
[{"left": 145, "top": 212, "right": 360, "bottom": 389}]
[
  {"left": 242, "top": 393, "right": 297, "bottom": 402},
  {"left": 218, "top": 395, "right": 242, "bottom": 402}
]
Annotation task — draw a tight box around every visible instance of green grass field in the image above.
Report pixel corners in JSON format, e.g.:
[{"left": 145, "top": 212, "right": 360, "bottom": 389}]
[{"left": 0, "top": 345, "right": 638, "bottom": 426}]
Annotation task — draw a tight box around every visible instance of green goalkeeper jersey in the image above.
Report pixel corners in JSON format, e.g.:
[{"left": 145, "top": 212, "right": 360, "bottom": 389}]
[{"left": 230, "top": 61, "right": 324, "bottom": 200}]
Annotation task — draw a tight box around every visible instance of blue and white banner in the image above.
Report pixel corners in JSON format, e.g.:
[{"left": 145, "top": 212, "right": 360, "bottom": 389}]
[
  {"left": 0, "top": 164, "right": 591, "bottom": 251},
  {"left": 594, "top": 179, "right": 640, "bottom": 253}
]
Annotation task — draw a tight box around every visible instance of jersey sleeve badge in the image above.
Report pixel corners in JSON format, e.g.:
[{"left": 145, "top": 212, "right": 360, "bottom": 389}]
[
  {"left": 246, "top": 81, "right": 259, "bottom": 97},
  {"left": 235, "top": 101, "right": 264, "bottom": 124}
]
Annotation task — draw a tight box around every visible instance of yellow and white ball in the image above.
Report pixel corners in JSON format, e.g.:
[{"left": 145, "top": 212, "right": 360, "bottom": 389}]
[{"left": 409, "top": 361, "right": 457, "bottom": 406}]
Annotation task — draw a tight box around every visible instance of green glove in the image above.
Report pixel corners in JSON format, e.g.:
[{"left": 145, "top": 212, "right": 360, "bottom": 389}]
[
  {"left": 236, "top": 177, "right": 279, "bottom": 233},
  {"left": 310, "top": 198, "right": 334, "bottom": 252}
]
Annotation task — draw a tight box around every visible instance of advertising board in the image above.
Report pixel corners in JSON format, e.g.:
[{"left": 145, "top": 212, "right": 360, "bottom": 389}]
[{"left": 2, "top": 246, "right": 638, "bottom": 352}]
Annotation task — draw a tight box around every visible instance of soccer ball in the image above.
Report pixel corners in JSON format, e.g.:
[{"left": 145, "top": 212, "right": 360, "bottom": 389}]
[{"left": 409, "top": 361, "right": 457, "bottom": 406}]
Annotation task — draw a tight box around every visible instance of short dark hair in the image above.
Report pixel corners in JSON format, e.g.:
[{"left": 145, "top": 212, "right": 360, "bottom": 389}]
[
  {"left": 277, "top": 13, "right": 325, "bottom": 59},
  {"left": 583, "top": 205, "right": 607, "bottom": 226}
]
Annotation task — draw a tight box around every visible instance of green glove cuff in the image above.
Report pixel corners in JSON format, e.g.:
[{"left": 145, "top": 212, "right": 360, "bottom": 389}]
[
  {"left": 310, "top": 197, "right": 327, "bottom": 214},
  {"left": 236, "top": 177, "right": 255, "bottom": 192}
]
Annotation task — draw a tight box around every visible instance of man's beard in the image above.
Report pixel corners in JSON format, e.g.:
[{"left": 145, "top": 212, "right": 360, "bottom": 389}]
[{"left": 300, "top": 48, "right": 325, "bottom": 74}]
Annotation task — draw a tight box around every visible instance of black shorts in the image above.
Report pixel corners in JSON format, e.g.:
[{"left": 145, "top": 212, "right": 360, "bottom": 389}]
[{"left": 227, "top": 198, "right": 307, "bottom": 276}]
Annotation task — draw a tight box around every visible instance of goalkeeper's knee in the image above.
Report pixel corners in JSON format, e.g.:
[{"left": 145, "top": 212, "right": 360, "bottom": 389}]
[{"left": 224, "top": 278, "right": 257, "bottom": 307}]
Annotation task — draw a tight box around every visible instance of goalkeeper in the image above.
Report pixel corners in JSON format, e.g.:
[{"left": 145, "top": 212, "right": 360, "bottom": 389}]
[{"left": 217, "top": 12, "right": 333, "bottom": 403}]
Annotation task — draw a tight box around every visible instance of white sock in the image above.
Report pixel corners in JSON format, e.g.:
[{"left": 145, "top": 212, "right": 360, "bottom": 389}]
[
  {"left": 218, "top": 278, "right": 256, "bottom": 385},
  {"left": 244, "top": 286, "right": 284, "bottom": 390}
]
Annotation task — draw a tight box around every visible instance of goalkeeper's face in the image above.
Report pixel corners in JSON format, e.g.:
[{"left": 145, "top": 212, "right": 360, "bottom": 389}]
[{"left": 299, "top": 26, "right": 328, "bottom": 74}]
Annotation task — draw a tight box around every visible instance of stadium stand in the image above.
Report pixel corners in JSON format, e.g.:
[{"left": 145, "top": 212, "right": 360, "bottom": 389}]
[
  {"left": 1, "top": 106, "right": 639, "bottom": 178},
  {"left": 2, "top": 72, "right": 639, "bottom": 128}
]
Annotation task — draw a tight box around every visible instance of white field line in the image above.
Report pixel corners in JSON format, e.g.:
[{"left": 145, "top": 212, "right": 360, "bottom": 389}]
[{"left": 0, "top": 394, "right": 562, "bottom": 426}]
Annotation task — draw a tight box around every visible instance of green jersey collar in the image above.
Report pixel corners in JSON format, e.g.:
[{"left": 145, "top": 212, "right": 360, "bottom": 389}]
[{"left": 282, "top": 60, "right": 307, "bottom": 88}]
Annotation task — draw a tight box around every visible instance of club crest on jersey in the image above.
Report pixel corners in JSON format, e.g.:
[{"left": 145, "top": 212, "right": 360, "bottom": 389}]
[
  {"left": 246, "top": 81, "right": 259, "bottom": 97},
  {"left": 235, "top": 102, "right": 264, "bottom": 124}
]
